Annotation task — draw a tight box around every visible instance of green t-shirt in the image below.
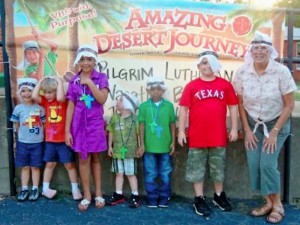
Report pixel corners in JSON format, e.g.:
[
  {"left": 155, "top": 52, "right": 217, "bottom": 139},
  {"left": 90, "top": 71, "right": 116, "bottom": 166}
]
[
  {"left": 106, "top": 113, "right": 139, "bottom": 159},
  {"left": 138, "top": 98, "right": 176, "bottom": 153},
  {"left": 25, "top": 51, "right": 58, "bottom": 77}
]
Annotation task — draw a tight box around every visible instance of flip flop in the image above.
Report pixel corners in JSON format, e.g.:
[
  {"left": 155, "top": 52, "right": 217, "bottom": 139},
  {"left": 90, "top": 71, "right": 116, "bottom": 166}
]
[
  {"left": 78, "top": 199, "right": 90, "bottom": 211},
  {"left": 249, "top": 205, "right": 272, "bottom": 217},
  {"left": 266, "top": 206, "right": 285, "bottom": 224},
  {"left": 95, "top": 196, "right": 105, "bottom": 208}
]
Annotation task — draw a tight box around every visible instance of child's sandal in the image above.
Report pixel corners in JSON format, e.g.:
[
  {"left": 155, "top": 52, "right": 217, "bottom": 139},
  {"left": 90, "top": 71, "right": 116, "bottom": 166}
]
[
  {"left": 78, "top": 199, "right": 90, "bottom": 211},
  {"left": 95, "top": 196, "right": 105, "bottom": 208}
]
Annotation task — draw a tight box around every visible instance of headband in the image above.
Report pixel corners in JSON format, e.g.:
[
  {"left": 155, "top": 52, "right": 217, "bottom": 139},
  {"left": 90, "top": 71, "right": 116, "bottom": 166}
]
[
  {"left": 251, "top": 40, "right": 272, "bottom": 46},
  {"left": 198, "top": 51, "right": 218, "bottom": 58},
  {"left": 122, "top": 92, "right": 138, "bottom": 110},
  {"left": 147, "top": 81, "right": 165, "bottom": 87},
  {"left": 76, "top": 47, "right": 98, "bottom": 56},
  {"left": 18, "top": 82, "right": 36, "bottom": 89}
]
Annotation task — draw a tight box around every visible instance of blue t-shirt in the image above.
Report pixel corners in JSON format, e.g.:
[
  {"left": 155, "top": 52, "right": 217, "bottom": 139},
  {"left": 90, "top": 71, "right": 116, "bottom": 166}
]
[{"left": 10, "top": 103, "right": 46, "bottom": 143}]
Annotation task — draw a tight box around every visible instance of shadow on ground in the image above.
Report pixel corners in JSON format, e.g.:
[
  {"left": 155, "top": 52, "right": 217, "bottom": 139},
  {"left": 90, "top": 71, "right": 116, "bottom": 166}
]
[{"left": 0, "top": 194, "right": 299, "bottom": 225}]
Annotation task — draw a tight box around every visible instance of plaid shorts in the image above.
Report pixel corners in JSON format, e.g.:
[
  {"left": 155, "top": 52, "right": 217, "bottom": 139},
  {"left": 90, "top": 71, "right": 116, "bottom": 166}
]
[
  {"left": 111, "top": 158, "right": 137, "bottom": 175},
  {"left": 185, "top": 147, "right": 226, "bottom": 183}
]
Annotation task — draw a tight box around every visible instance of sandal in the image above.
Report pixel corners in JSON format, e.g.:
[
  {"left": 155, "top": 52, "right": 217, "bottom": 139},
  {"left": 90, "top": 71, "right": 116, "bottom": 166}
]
[
  {"left": 78, "top": 199, "right": 90, "bottom": 211},
  {"left": 249, "top": 205, "right": 272, "bottom": 217},
  {"left": 266, "top": 206, "right": 285, "bottom": 224},
  {"left": 95, "top": 196, "right": 105, "bottom": 208}
]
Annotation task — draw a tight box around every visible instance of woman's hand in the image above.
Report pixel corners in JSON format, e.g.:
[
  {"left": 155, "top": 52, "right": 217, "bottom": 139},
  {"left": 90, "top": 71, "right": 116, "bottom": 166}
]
[
  {"left": 263, "top": 129, "right": 278, "bottom": 154},
  {"left": 244, "top": 129, "right": 258, "bottom": 150}
]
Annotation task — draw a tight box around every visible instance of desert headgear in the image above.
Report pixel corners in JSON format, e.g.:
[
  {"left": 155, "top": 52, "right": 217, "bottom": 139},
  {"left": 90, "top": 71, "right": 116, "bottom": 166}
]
[
  {"left": 196, "top": 50, "right": 221, "bottom": 73},
  {"left": 122, "top": 92, "right": 139, "bottom": 113},
  {"left": 244, "top": 31, "right": 278, "bottom": 64},
  {"left": 74, "top": 44, "right": 100, "bottom": 72},
  {"left": 17, "top": 78, "right": 38, "bottom": 93}
]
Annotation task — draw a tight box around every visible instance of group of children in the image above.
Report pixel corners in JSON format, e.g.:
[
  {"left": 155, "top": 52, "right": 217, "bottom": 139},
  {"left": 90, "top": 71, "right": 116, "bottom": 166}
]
[{"left": 12, "top": 43, "right": 238, "bottom": 217}]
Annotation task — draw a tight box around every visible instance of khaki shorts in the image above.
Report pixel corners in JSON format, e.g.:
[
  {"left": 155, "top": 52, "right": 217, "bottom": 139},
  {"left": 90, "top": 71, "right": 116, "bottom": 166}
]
[
  {"left": 185, "top": 147, "right": 226, "bottom": 183},
  {"left": 111, "top": 158, "right": 137, "bottom": 176}
]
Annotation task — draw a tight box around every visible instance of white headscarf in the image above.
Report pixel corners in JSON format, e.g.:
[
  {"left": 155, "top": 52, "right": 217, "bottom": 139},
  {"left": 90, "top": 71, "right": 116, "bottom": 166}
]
[
  {"left": 196, "top": 50, "right": 221, "bottom": 74},
  {"left": 74, "top": 44, "right": 100, "bottom": 72},
  {"left": 17, "top": 41, "right": 39, "bottom": 70},
  {"left": 244, "top": 31, "right": 278, "bottom": 64},
  {"left": 122, "top": 92, "right": 139, "bottom": 113},
  {"left": 146, "top": 76, "right": 167, "bottom": 90},
  {"left": 17, "top": 78, "right": 37, "bottom": 94}
]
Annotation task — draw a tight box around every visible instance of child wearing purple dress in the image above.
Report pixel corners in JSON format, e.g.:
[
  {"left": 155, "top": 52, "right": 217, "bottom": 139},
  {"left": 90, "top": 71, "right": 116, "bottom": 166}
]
[{"left": 65, "top": 44, "right": 109, "bottom": 211}]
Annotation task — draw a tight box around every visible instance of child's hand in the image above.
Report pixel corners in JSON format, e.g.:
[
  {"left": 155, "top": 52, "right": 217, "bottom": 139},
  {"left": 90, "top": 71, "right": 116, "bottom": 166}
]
[
  {"left": 65, "top": 132, "right": 73, "bottom": 147},
  {"left": 228, "top": 129, "right": 238, "bottom": 142},
  {"left": 177, "top": 131, "right": 186, "bottom": 147},
  {"left": 137, "top": 146, "right": 145, "bottom": 157},
  {"left": 80, "top": 76, "right": 92, "bottom": 86},
  {"left": 108, "top": 147, "right": 114, "bottom": 157},
  {"left": 170, "top": 143, "right": 175, "bottom": 156},
  {"left": 38, "top": 48, "right": 46, "bottom": 60},
  {"left": 31, "top": 28, "right": 40, "bottom": 40}
]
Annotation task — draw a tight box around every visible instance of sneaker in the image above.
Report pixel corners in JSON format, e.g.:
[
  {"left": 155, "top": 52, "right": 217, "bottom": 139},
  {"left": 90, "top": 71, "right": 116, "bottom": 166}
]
[
  {"left": 29, "top": 189, "right": 40, "bottom": 201},
  {"left": 106, "top": 192, "right": 125, "bottom": 206},
  {"left": 158, "top": 197, "right": 170, "bottom": 208},
  {"left": 42, "top": 188, "right": 57, "bottom": 199},
  {"left": 213, "top": 191, "right": 232, "bottom": 211},
  {"left": 147, "top": 198, "right": 158, "bottom": 208},
  {"left": 194, "top": 196, "right": 210, "bottom": 217},
  {"left": 129, "top": 194, "right": 141, "bottom": 208},
  {"left": 17, "top": 190, "right": 29, "bottom": 201}
]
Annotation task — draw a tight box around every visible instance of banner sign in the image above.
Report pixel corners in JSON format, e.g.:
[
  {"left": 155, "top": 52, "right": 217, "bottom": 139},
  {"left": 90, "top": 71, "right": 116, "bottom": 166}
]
[{"left": 6, "top": 0, "right": 285, "bottom": 118}]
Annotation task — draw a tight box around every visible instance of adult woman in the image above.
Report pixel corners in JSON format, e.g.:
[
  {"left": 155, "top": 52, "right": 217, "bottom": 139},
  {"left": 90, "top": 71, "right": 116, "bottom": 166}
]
[{"left": 233, "top": 32, "right": 297, "bottom": 224}]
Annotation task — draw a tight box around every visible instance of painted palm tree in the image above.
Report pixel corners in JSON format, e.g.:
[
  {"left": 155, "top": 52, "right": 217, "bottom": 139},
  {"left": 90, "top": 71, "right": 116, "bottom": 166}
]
[{"left": 13, "top": 0, "right": 130, "bottom": 72}]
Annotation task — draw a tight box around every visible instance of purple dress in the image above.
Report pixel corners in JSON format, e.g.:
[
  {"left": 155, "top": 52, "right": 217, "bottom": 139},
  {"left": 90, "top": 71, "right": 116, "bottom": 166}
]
[{"left": 67, "top": 69, "right": 109, "bottom": 159}]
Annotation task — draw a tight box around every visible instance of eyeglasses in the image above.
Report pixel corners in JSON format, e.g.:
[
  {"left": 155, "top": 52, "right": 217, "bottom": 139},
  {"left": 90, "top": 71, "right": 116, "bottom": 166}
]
[{"left": 251, "top": 45, "right": 269, "bottom": 53}]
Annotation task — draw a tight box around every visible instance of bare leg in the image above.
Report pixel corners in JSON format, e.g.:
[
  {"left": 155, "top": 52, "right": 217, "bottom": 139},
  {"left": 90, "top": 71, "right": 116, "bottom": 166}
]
[
  {"left": 31, "top": 167, "right": 41, "bottom": 187},
  {"left": 43, "top": 162, "right": 57, "bottom": 183},
  {"left": 79, "top": 154, "right": 91, "bottom": 201},
  {"left": 213, "top": 182, "right": 223, "bottom": 194},
  {"left": 193, "top": 182, "right": 204, "bottom": 197},
  {"left": 115, "top": 173, "right": 124, "bottom": 193},
  {"left": 91, "top": 153, "right": 104, "bottom": 208},
  {"left": 127, "top": 175, "right": 138, "bottom": 193},
  {"left": 21, "top": 166, "right": 30, "bottom": 187}
]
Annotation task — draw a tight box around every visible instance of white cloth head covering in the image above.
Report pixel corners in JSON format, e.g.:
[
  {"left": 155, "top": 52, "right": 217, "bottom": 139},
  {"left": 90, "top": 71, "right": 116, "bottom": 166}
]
[
  {"left": 74, "top": 44, "right": 100, "bottom": 72},
  {"left": 17, "top": 78, "right": 38, "bottom": 93},
  {"left": 244, "top": 31, "right": 278, "bottom": 64},
  {"left": 196, "top": 50, "right": 221, "bottom": 74},
  {"left": 122, "top": 92, "right": 139, "bottom": 113},
  {"left": 146, "top": 76, "right": 167, "bottom": 90},
  {"left": 17, "top": 41, "right": 39, "bottom": 70}
]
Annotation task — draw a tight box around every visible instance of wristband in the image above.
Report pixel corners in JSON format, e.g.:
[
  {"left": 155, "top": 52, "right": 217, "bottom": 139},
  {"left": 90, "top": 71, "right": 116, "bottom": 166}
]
[{"left": 274, "top": 127, "right": 280, "bottom": 131}]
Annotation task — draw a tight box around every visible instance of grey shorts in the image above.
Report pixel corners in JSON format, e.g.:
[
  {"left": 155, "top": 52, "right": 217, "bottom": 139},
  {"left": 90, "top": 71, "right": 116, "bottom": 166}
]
[
  {"left": 111, "top": 158, "right": 137, "bottom": 176},
  {"left": 185, "top": 147, "right": 226, "bottom": 183}
]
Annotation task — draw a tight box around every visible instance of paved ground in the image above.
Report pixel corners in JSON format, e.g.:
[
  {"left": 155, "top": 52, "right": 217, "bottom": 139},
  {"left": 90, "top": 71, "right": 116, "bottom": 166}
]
[{"left": 0, "top": 194, "right": 299, "bottom": 225}]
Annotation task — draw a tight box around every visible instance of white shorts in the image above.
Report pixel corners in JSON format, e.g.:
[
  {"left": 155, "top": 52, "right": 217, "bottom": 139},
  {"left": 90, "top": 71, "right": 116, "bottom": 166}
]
[{"left": 111, "top": 158, "right": 137, "bottom": 175}]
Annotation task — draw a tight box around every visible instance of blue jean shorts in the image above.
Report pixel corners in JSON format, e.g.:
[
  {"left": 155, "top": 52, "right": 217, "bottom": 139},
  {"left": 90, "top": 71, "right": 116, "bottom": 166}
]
[
  {"left": 43, "top": 142, "right": 76, "bottom": 163},
  {"left": 15, "top": 141, "right": 44, "bottom": 167}
]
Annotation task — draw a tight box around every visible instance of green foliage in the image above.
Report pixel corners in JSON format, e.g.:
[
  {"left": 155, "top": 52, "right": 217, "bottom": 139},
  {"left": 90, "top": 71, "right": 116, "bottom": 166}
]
[{"left": 275, "top": 0, "right": 300, "bottom": 27}]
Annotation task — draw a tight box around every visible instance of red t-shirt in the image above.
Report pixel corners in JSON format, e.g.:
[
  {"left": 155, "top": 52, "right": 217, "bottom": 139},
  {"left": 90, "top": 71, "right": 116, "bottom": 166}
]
[
  {"left": 41, "top": 96, "right": 67, "bottom": 142},
  {"left": 179, "top": 77, "right": 238, "bottom": 148}
]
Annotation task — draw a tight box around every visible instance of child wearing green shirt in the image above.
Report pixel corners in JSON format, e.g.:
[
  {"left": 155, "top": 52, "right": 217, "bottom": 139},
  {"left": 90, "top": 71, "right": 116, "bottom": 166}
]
[
  {"left": 138, "top": 76, "right": 176, "bottom": 208},
  {"left": 106, "top": 92, "right": 141, "bottom": 208}
]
